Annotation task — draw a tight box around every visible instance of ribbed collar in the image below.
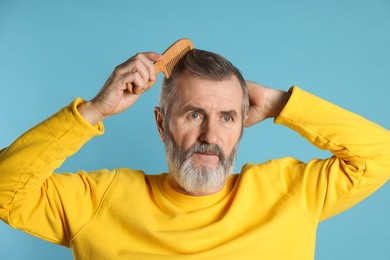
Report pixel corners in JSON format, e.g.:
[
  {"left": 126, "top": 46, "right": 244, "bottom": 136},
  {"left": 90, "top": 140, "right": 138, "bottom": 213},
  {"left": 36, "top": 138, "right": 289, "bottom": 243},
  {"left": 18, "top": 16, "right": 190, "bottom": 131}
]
[{"left": 160, "top": 174, "right": 237, "bottom": 210}]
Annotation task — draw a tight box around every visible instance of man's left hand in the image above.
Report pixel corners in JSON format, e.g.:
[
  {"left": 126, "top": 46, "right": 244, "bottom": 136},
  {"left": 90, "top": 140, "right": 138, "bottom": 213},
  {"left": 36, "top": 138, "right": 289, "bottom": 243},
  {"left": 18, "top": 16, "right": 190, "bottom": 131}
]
[{"left": 245, "top": 81, "right": 290, "bottom": 127}]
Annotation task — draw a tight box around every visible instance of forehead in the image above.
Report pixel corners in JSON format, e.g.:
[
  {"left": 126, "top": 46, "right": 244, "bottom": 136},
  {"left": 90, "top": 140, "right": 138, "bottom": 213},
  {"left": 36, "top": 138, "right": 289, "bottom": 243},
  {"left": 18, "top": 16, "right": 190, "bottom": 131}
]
[{"left": 173, "top": 72, "right": 243, "bottom": 112}]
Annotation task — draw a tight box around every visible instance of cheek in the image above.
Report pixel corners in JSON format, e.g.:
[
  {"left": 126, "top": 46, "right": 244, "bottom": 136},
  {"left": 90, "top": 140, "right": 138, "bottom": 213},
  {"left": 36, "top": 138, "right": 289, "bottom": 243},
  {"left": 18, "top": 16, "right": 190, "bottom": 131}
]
[
  {"left": 180, "top": 131, "right": 201, "bottom": 151},
  {"left": 222, "top": 127, "right": 242, "bottom": 154},
  {"left": 169, "top": 123, "right": 200, "bottom": 150}
]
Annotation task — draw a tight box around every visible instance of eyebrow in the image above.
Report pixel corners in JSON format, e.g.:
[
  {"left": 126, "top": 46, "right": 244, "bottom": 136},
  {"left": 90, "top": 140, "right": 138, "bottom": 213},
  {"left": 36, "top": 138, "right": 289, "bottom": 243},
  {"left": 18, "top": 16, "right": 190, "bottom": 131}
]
[
  {"left": 181, "top": 105, "right": 238, "bottom": 117},
  {"left": 182, "top": 105, "right": 205, "bottom": 114},
  {"left": 220, "top": 110, "right": 238, "bottom": 117}
]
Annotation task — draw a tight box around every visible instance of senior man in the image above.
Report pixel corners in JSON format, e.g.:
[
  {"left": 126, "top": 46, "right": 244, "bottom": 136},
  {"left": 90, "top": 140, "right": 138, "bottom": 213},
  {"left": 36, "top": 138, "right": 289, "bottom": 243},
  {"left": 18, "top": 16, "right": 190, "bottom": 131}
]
[{"left": 0, "top": 48, "right": 389, "bottom": 259}]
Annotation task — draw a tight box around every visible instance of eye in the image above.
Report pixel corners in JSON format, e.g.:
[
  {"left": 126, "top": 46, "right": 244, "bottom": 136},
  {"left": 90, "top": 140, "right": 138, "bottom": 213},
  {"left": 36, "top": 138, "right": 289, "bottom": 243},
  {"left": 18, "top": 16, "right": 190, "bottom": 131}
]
[
  {"left": 223, "top": 115, "right": 232, "bottom": 122},
  {"left": 189, "top": 112, "right": 201, "bottom": 120}
]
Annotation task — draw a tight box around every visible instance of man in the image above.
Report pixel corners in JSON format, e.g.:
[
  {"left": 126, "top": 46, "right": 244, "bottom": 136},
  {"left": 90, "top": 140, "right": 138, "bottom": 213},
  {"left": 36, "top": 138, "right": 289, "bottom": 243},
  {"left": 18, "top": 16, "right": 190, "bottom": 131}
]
[{"left": 0, "top": 48, "right": 389, "bottom": 259}]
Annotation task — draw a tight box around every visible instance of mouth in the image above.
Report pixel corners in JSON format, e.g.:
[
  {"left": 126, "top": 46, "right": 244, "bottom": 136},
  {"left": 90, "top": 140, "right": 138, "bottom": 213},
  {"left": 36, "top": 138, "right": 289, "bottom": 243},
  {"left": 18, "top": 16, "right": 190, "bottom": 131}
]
[
  {"left": 193, "top": 151, "right": 219, "bottom": 157},
  {"left": 184, "top": 143, "right": 225, "bottom": 165},
  {"left": 191, "top": 152, "right": 220, "bottom": 165}
]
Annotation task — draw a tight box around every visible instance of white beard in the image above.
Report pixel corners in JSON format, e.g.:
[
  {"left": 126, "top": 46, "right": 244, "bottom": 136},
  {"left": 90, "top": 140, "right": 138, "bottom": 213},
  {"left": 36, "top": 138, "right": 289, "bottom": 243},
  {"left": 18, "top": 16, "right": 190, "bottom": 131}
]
[{"left": 164, "top": 131, "right": 238, "bottom": 194}]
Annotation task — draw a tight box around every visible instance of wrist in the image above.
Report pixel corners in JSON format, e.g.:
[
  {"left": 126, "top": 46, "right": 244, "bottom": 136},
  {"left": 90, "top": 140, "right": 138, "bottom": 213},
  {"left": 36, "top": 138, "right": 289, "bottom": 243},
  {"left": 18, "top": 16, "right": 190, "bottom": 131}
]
[
  {"left": 77, "top": 101, "right": 105, "bottom": 125},
  {"left": 265, "top": 88, "right": 291, "bottom": 118}
]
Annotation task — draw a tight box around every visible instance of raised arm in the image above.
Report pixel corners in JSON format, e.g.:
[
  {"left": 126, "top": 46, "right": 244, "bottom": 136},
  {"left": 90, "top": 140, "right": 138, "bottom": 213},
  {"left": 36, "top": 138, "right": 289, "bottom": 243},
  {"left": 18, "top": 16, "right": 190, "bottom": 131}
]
[
  {"left": 0, "top": 52, "right": 161, "bottom": 245},
  {"left": 242, "top": 80, "right": 390, "bottom": 220}
]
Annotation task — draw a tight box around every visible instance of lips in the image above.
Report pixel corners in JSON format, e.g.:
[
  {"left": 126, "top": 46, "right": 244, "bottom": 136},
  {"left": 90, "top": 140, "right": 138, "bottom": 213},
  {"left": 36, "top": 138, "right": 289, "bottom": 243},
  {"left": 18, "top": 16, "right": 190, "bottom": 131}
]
[
  {"left": 191, "top": 152, "right": 220, "bottom": 167},
  {"left": 193, "top": 151, "right": 220, "bottom": 159}
]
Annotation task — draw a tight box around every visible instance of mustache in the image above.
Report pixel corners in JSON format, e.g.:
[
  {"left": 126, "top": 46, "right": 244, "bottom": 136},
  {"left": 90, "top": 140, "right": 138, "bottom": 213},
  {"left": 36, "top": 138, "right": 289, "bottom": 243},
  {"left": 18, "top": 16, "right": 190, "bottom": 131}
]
[{"left": 184, "top": 142, "right": 226, "bottom": 162}]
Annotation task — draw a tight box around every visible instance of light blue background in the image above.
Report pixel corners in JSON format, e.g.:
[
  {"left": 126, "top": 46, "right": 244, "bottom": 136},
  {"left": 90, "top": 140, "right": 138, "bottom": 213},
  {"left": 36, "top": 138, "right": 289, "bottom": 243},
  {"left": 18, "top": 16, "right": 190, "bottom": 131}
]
[{"left": 1, "top": 0, "right": 389, "bottom": 259}]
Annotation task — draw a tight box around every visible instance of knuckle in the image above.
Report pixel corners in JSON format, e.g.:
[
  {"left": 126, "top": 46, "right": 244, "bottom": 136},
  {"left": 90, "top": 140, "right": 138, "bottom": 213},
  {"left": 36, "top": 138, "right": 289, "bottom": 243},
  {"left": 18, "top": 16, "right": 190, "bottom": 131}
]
[
  {"left": 133, "top": 59, "right": 142, "bottom": 67},
  {"left": 113, "top": 67, "right": 121, "bottom": 76},
  {"left": 134, "top": 52, "right": 144, "bottom": 59},
  {"left": 136, "top": 75, "right": 147, "bottom": 87},
  {"left": 113, "top": 63, "right": 125, "bottom": 76}
]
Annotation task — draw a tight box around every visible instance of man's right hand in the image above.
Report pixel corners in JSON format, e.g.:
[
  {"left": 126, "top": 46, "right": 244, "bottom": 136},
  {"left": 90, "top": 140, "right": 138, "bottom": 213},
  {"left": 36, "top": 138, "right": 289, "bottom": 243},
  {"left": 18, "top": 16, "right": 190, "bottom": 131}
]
[{"left": 78, "top": 52, "right": 162, "bottom": 125}]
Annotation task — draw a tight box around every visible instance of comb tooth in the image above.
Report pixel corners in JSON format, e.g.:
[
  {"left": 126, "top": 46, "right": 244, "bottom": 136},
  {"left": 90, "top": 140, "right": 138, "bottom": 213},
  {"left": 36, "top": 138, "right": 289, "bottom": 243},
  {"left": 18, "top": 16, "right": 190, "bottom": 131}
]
[{"left": 165, "top": 46, "right": 192, "bottom": 76}]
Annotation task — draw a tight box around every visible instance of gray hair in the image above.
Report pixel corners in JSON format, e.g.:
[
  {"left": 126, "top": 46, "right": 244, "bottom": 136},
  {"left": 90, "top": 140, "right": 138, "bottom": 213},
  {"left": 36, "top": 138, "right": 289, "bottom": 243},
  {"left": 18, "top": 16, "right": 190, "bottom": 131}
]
[{"left": 158, "top": 49, "right": 249, "bottom": 123}]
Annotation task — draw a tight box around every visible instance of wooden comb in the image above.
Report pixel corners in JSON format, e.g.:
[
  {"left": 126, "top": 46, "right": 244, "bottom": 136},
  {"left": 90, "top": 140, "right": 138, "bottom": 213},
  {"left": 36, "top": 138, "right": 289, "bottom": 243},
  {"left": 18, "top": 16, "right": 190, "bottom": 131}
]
[{"left": 127, "top": 38, "right": 194, "bottom": 94}]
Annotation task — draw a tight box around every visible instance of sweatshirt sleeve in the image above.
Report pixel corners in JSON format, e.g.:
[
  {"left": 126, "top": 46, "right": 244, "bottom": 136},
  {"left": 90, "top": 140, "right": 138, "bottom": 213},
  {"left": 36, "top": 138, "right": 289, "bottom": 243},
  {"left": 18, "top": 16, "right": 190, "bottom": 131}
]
[
  {"left": 0, "top": 98, "right": 114, "bottom": 246},
  {"left": 272, "top": 86, "right": 390, "bottom": 222}
]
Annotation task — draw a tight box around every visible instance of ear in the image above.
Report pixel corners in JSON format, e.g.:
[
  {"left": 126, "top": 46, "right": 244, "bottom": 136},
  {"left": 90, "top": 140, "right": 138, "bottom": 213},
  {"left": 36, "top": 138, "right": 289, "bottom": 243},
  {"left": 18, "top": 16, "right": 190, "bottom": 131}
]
[
  {"left": 244, "top": 114, "right": 249, "bottom": 127},
  {"left": 154, "top": 107, "right": 165, "bottom": 142}
]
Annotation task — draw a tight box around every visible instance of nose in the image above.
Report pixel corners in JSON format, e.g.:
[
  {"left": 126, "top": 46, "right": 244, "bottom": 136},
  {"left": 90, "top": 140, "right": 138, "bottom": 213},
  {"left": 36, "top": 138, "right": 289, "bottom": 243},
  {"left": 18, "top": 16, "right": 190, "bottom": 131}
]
[{"left": 199, "top": 118, "right": 219, "bottom": 145}]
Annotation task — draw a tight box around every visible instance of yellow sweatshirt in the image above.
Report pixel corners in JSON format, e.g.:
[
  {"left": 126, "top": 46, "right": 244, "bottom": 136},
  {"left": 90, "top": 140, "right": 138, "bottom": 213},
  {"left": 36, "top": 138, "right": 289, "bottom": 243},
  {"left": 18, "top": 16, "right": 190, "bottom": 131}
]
[{"left": 0, "top": 87, "right": 389, "bottom": 259}]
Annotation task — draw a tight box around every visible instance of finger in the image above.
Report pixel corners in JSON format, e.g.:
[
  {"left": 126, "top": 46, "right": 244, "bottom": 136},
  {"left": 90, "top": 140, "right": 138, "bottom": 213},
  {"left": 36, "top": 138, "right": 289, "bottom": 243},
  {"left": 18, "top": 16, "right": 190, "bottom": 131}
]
[
  {"left": 143, "top": 51, "right": 163, "bottom": 62},
  {"left": 135, "top": 52, "right": 162, "bottom": 81},
  {"left": 114, "top": 54, "right": 148, "bottom": 80},
  {"left": 126, "top": 77, "right": 157, "bottom": 95},
  {"left": 117, "top": 52, "right": 162, "bottom": 81},
  {"left": 114, "top": 63, "right": 149, "bottom": 93},
  {"left": 133, "top": 79, "right": 156, "bottom": 94},
  {"left": 114, "top": 52, "right": 163, "bottom": 94},
  {"left": 131, "top": 73, "right": 150, "bottom": 94},
  {"left": 122, "top": 70, "right": 153, "bottom": 95},
  {"left": 113, "top": 53, "right": 144, "bottom": 76},
  {"left": 130, "top": 59, "right": 150, "bottom": 84},
  {"left": 123, "top": 73, "right": 142, "bottom": 94}
]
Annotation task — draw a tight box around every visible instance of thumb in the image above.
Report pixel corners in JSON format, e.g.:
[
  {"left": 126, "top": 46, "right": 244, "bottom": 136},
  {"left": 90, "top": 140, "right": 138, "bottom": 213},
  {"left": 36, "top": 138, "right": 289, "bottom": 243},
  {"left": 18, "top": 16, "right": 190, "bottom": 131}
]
[{"left": 143, "top": 52, "right": 163, "bottom": 62}]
